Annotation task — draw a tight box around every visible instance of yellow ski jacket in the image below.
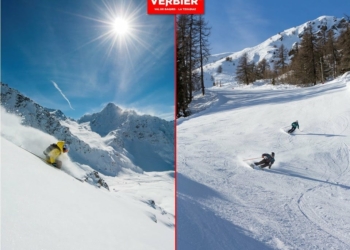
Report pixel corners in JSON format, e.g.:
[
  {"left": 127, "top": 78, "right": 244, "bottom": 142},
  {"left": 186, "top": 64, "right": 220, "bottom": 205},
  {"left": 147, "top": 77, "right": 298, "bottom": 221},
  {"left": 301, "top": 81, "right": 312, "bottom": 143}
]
[{"left": 45, "top": 141, "right": 65, "bottom": 164}]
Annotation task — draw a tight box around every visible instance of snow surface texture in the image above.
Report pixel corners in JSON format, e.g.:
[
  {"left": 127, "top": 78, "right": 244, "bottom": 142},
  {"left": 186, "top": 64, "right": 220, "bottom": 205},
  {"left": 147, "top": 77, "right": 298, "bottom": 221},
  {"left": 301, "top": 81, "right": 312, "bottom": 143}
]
[
  {"left": 177, "top": 72, "right": 350, "bottom": 249},
  {"left": 201, "top": 16, "right": 348, "bottom": 88},
  {"left": 1, "top": 110, "right": 175, "bottom": 250},
  {"left": 1, "top": 83, "right": 174, "bottom": 174}
]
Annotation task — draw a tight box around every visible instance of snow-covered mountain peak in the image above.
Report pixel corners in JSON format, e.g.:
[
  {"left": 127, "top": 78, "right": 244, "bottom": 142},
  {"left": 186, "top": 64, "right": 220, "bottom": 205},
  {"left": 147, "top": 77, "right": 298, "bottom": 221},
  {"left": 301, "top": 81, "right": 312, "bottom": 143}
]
[
  {"left": 77, "top": 102, "right": 174, "bottom": 172},
  {"left": 78, "top": 102, "right": 139, "bottom": 135},
  {"left": 103, "top": 102, "right": 123, "bottom": 114},
  {"left": 45, "top": 108, "right": 68, "bottom": 120},
  {"left": 1, "top": 83, "right": 174, "bottom": 174},
  {"left": 202, "top": 15, "right": 349, "bottom": 88}
]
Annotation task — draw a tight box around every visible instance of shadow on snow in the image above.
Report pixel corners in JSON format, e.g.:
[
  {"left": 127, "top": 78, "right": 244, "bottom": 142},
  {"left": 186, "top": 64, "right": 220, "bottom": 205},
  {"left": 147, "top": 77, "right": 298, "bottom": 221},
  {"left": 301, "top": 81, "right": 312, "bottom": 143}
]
[
  {"left": 177, "top": 173, "right": 229, "bottom": 201},
  {"left": 296, "top": 133, "right": 346, "bottom": 137},
  {"left": 268, "top": 169, "right": 350, "bottom": 190},
  {"left": 210, "top": 82, "right": 346, "bottom": 115},
  {"left": 177, "top": 173, "right": 273, "bottom": 250}
]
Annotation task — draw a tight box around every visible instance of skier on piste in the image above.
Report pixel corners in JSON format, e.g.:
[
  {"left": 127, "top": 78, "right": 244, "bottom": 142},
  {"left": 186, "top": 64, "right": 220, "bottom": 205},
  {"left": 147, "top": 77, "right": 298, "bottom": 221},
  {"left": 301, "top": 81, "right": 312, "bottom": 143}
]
[
  {"left": 254, "top": 152, "right": 275, "bottom": 169},
  {"left": 43, "top": 141, "right": 69, "bottom": 169},
  {"left": 288, "top": 120, "right": 299, "bottom": 134}
]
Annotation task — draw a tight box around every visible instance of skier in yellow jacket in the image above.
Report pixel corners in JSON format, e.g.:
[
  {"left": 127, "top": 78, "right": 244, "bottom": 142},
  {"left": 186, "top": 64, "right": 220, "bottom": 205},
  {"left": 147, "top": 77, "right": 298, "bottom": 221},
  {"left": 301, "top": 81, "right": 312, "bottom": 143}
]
[{"left": 43, "top": 141, "right": 69, "bottom": 169}]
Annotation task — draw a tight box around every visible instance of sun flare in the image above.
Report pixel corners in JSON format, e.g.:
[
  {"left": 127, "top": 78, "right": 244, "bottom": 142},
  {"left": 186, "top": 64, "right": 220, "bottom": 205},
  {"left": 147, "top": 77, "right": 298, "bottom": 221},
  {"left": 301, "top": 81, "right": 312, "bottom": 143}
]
[
  {"left": 76, "top": 0, "right": 150, "bottom": 59},
  {"left": 112, "top": 17, "right": 129, "bottom": 35}
]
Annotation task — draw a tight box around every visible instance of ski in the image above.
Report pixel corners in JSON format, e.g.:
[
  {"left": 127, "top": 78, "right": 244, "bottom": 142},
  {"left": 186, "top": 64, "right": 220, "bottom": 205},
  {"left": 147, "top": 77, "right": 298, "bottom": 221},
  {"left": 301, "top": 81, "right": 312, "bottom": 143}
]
[{"left": 280, "top": 128, "right": 291, "bottom": 134}]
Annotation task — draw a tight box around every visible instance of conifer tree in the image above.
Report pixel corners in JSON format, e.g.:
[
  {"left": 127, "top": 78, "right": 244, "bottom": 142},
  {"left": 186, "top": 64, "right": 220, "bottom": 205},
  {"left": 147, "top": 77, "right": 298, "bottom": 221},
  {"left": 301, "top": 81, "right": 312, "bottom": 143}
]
[
  {"left": 197, "top": 15, "right": 211, "bottom": 95},
  {"left": 274, "top": 44, "right": 289, "bottom": 75},
  {"left": 256, "top": 58, "right": 270, "bottom": 79},
  {"left": 236, "top": 53, "right": 255, "bottom": 84},
  {"left": 324, "top": 29, "right": 339, "bottom": 78},
  {"left": 338, "top": 21, "right": 350, "bottom": 72},
  {"left": 316, "top": 25, "right": 332, "bottom": 82},
  {"left": 176, "top": 15, "right": 192, "bottom": 117},
  {"left": 291, "top": 26, "right": 318, "bottom": 85},
  {"left": 176, "top": 15, "right": 211, "bottom": 117}
]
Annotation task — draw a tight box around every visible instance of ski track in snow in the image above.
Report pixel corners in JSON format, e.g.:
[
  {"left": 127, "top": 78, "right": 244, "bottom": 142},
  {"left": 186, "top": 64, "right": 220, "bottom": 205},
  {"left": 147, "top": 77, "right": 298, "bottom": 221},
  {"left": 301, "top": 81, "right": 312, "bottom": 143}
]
[{"left": 177, "top": 78, "right": 350, "bottom": 249}]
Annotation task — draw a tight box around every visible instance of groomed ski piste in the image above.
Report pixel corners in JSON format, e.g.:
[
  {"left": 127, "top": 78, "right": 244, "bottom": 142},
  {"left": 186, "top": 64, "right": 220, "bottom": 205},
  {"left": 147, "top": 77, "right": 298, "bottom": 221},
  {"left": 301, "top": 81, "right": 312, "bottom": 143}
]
[
  {"left": 177, "top": 72, "right": 350, "bottom": 249},
  {"left": 1, "top": 108, "right": 174, "bottom": 250}
]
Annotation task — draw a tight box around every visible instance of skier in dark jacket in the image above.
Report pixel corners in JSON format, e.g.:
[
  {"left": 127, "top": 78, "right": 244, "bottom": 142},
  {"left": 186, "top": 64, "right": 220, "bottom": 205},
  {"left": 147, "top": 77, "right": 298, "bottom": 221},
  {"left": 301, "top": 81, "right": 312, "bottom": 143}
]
[
  {"left": 254, "top": 152, "right": 275, "bottom": 169},
  {"left": 288, "top": 120, "right": 299, "bottom": 134}
]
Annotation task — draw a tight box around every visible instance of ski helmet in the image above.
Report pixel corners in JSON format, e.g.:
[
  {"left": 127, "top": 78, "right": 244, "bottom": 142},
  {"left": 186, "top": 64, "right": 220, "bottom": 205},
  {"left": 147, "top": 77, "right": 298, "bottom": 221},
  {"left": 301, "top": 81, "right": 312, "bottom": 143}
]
[
  {"left": 271, "top": 152, "right": 275, "bottom": 157},
  {"left": 63, "top": 144, "right": 69, "bottom": 153}
]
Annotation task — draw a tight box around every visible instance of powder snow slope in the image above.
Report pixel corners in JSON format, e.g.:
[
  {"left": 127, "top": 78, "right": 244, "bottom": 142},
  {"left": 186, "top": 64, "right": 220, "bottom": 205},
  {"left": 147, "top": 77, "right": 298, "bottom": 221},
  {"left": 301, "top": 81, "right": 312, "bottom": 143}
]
[
  {"left": 177, "top": 73, "right": 350, "bottom": 249},
  {"left": 1, "top": 83, "right": 174, "bottom": 174},
  {"left": 1, "top": 110, "right": 174, "bottom": 250},
  {"left": 1, "top": 137, "right": 174, "bottom": 250}
]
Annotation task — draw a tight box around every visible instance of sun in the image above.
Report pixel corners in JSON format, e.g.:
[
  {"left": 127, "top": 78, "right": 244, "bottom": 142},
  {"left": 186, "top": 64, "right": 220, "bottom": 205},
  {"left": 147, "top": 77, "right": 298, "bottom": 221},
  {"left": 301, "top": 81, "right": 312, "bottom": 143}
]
[
  {"left": 112, "top": 17, "right": 129, "bottom": 36},
  {"left": 75, "top": 0, "right": 149, "bottom": 58}
]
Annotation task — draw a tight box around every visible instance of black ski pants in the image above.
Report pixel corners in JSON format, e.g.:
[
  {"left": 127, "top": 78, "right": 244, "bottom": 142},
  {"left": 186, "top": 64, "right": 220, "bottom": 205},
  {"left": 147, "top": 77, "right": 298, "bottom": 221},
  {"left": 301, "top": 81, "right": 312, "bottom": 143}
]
[
  {"left": 288, "top": 127, "right": 296, "bottom": 133},
  {"left": 254, "top": 159, "right": 270, "bottom": 168}
]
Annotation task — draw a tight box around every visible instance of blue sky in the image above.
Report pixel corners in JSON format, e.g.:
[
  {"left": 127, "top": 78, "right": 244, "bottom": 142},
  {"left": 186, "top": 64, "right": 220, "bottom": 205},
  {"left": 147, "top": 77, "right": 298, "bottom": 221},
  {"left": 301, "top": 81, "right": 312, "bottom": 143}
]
[
  {"left": 2, "top": 0, "right": 175, "bottom": 120},
  {"left": 204, "top": 0, "right": 349, "bottom": 54},
  {"left": 2, "top": 0, "right": 348, "bottom": 121}
]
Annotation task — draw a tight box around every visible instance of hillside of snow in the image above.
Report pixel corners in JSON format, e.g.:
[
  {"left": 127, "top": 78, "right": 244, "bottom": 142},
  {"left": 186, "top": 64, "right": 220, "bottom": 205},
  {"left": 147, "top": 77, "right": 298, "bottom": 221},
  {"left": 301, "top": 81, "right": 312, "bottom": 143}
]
[
  {"left": 201, "top": 16, "right": 348, "bottom": 87},
  {"left": 1, "top": 83, "right": 174, "bottom": 174},
  {"left": 1, "top": 109, "right": 175, "bottom": 250},
  {"left": 177, "top": 73, "right": 350, "bottom": 249}
]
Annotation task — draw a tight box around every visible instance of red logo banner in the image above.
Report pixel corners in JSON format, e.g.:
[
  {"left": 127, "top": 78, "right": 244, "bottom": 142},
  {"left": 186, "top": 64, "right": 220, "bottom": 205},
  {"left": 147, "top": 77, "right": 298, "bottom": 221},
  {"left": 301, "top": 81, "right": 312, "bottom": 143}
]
[{"left": 147, "top": 0, "right": 204, "bottom": 15}]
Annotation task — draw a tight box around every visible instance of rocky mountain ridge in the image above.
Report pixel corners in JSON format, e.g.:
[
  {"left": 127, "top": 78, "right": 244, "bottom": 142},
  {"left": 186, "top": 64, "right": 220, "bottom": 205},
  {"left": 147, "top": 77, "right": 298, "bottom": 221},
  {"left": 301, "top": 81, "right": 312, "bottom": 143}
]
[
  {"left": 1, "top": 83, "right": 174, "bottom": 175},
  {"left": 78, "top": 102, "right": 174, "bottom": 172}
]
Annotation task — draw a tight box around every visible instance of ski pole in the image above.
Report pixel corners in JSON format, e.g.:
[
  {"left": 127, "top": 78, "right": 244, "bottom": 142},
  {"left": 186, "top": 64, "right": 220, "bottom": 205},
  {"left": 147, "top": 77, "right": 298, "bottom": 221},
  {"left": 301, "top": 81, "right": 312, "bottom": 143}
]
[{"left": 243, "top": 157, "right": 261, "bottom": 161}]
